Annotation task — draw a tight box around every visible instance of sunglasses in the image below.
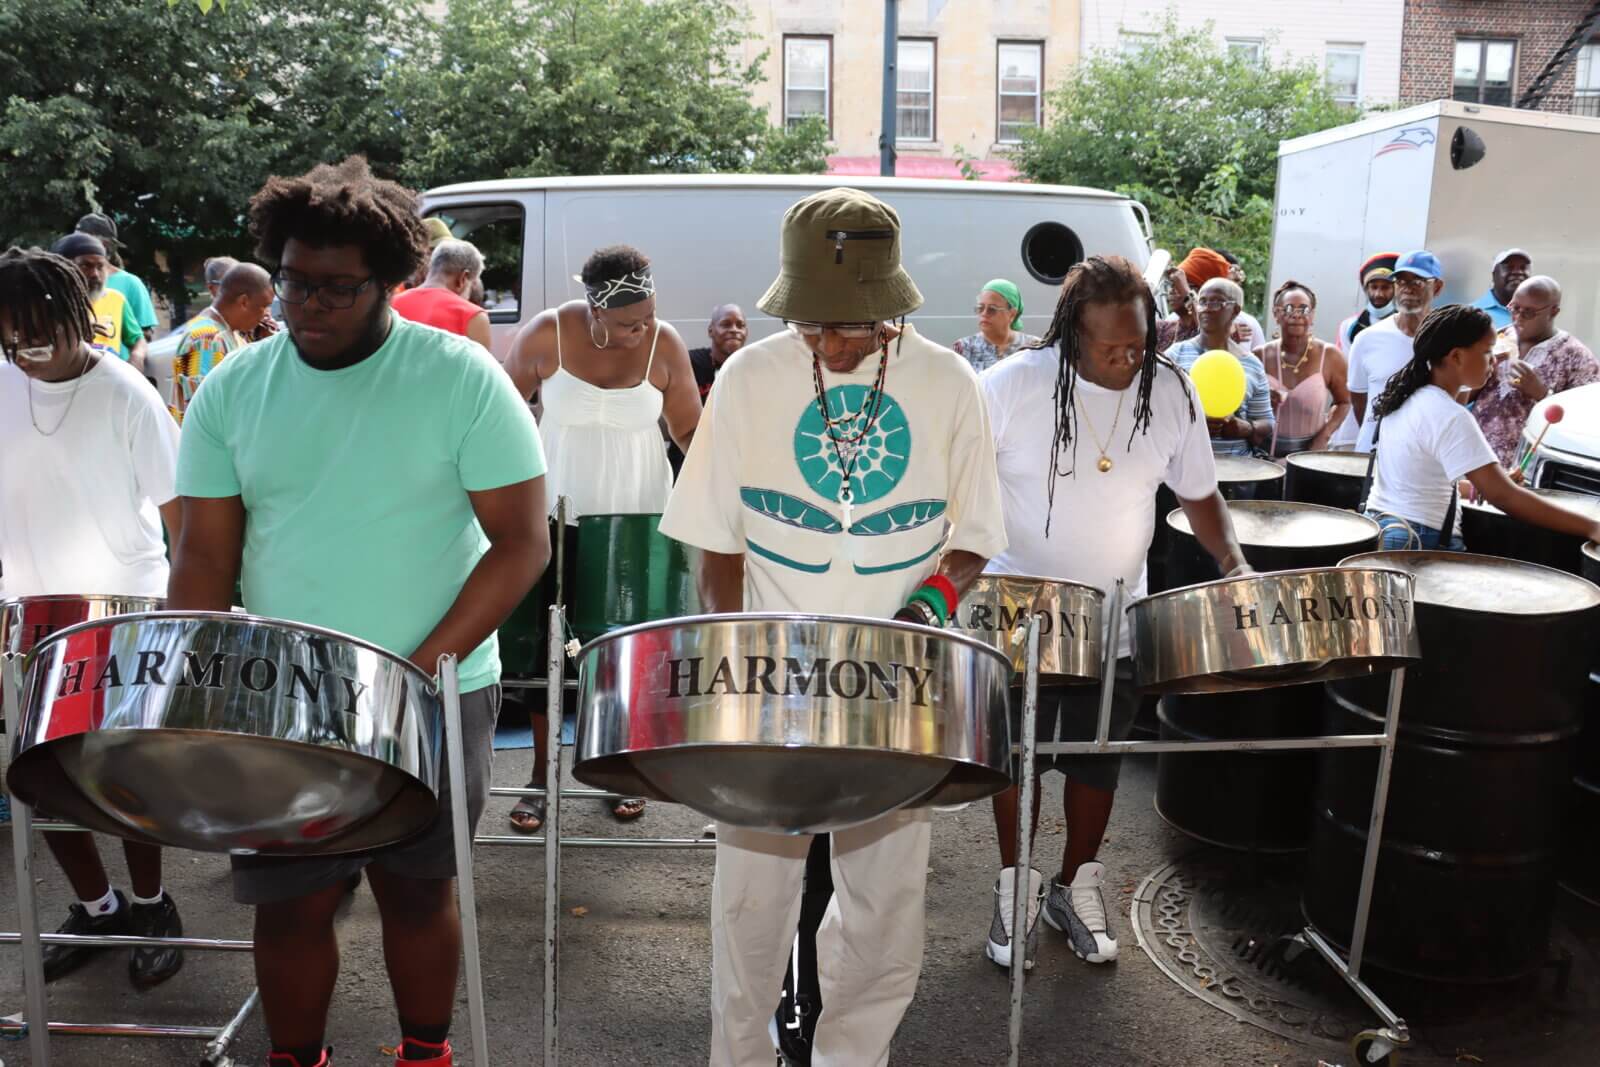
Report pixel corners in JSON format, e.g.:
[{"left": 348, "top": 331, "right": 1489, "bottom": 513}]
[
  {"left": 975, "top": 303, "right": 1011, "bottom": 316},
  {"left": 1275, "top": 306, "right": 1313, "bottom": 319},
  {"left": 786, "top": 321, "right": 880, "bottom": 340},
  {"left": 3, "top": 335, "right": 55, "bottom": 364}
]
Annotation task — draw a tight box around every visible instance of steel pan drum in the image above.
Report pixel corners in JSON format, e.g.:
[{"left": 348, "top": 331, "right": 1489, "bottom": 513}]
[
  {"left": 571, "top": 513, "right": 700, "bottom": 641},
  {"left": 1284, "top": 451, "right": 1371, "bottom": 511},
  {"left": 948, "top": 575, "right": 1103, "bottom": 683},
  {"left": 1308, "top": 552, "right": 1600, "bottom": 980},
  {"left": 7, "top": 612, "right": 443, "bottom": 855},
  {"left": 1564, "top": 541, "right": 1600, "bottom": 905},
  {"left": 3, "top": 595, "right": 163, "bottom": 659},
  {"left": 1460, "top": 488, "right": 1600, "bottom": 575},
  {"left": 1147, "top": 456, "right": 1286, "bottom": 595},
  {"left": 572, "top": 613, "right": 1012, "bottom": 833},
  {"left": 1129, "top": 566, "right": 1417, "bottom": 695}
]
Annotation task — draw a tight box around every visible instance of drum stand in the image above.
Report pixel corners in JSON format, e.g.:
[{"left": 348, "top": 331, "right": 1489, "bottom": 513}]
[
  {"left": 0, "top": 653, "right": 258, "bottom": 1067},
  {"left": 0, "top": 654, "right": 489, "bottom": 1067},
  {"left": 1006, "top": 584, "right": 1412, "bottom": 1066}
]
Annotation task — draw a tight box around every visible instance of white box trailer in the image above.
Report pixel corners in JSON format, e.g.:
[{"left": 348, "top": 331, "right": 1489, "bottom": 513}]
[
  {"left": 418, "top": 174, "right": 1160, "bottom": 357},
  {"left": 1268, "top": 100, "right": 1600, "bottom": 349}
]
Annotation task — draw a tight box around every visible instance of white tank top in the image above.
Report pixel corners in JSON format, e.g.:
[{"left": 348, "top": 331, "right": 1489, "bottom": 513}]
[{"left": 539, "top": 312, "right": 673, "bottom": 522}]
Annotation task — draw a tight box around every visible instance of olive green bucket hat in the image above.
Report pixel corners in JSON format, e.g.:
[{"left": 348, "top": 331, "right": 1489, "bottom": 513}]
[{"left": 758, "top": 187, "right": 924, "bottom": 323}]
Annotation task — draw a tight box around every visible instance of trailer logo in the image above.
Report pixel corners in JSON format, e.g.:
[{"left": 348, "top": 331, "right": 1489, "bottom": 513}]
[{"left": 1376, "top": 127, "right": 1435, "bottom": 157}]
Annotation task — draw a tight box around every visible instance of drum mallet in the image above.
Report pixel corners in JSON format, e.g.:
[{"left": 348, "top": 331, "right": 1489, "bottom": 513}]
[{"left": 1517, "top": 402, "right": 1564, "bottom": 476}]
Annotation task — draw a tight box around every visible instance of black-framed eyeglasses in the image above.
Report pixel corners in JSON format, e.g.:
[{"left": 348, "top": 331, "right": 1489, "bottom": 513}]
[{"left": 272, "top": 272, "right": 377, "bottom": 310}]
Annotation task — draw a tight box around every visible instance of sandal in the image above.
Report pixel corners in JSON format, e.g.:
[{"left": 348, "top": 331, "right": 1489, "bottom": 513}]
[
  {"left": 609, "top": 797, "right": 647, "bottom": 822},
  {"left": 509, "top": 796, "right": 546, "bottom": 834}
]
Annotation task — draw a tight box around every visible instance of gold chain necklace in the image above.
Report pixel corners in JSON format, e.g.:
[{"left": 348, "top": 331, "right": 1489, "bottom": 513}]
[
  {"left": 1075, "top": 388, "right": 1125, "bottom": 473},
  {"left": 27, "top": 345, "right": 96, "bottom": 436}
]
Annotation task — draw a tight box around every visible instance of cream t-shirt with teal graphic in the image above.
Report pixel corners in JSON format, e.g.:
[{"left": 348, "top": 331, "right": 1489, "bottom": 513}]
[
  {"left": 177, "top": 313, "right": 547, "bottom": 692},
  {"left": 661, "top": 325, "right": 1006, "bottom": 617}
]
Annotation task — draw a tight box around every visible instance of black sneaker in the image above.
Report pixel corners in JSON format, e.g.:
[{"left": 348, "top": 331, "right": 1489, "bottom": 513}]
[
  {"left": 127, "top": 892, "right": 184, "bottom": 988},
  {"left": 41, "top": 891, "right": 131, "bottom": 982}
]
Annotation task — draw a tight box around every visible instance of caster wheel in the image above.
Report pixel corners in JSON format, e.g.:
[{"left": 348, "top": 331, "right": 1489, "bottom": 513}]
[{"left": 1352, "top": 1028, "right": 1403, "bottom": 1065}]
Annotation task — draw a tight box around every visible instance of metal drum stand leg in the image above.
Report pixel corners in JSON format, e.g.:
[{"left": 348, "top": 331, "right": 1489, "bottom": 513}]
[
  {"left": 439, "top": 653, "right": 491, "bottom": 1065},
  {"left": 543, "top": 603, "right": 564, "bottom": 1067},
  {"left": 1007, "top": 617, "right": 1042, "bottom": 1067}
]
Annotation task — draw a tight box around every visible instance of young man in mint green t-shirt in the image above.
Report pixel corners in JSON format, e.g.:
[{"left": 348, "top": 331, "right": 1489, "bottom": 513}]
[{"left": 167, "top": 157, "right": 550, "bottom": 1067}]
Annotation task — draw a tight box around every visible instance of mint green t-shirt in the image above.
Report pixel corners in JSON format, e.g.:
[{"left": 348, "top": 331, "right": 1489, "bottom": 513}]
[
  {"left": 107, "top": 270, "right": 158, "bottom": 331},
  {"left": 177, "top": 313, "right": 546, "bottom": 692}
]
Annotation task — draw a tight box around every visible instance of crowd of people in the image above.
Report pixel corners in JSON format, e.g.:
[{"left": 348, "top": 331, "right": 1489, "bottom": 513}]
[{"left": 4, "top": 157, "right": 1600, "bottom": 1067}]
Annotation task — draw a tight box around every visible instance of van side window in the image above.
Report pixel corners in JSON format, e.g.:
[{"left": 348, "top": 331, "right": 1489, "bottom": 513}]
[
  {"left": 1020, "top": 221, "right": 1083, "bottom": 286},
  {"left": 426, "top": 203, "right": 525, "bottom": 324}
]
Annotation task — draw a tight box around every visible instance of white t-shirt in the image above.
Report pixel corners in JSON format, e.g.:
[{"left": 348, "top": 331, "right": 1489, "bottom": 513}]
[
  {"left": 1367, "top": 385, "right": 1496, "bottom": 531},
  {"left": 661, "top": 325, "right": 1007, "bottom": 615},
  {"left": 1236, "top": 310, "right": 1267, "bottom": 353},
  {"left": 0, "top": 354, "right": 178, "bottom": 599},
  {"left": 982, "top": 347, "right": 1218, "bottom": 656},
  {"left": 1347, "top": 317, "right": 1416, "bottom": 452}
]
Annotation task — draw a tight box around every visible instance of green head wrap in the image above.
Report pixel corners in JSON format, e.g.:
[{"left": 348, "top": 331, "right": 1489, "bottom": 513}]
[{"left": 981, "top": 278, "right": 1023, "bottom": 327}]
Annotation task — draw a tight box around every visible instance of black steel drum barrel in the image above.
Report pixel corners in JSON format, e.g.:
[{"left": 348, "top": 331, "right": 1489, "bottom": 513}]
[
  {"left": 1459, "top": 489, "right": 1600, "bottom": 575},
  {"left": 1306, "top": 551, "right": 1600, "bottom": 981},
  {"left": 1564, "top": 542, "right": 1600, "bottom": 905},
  {"left": 1146, "top": 456, "right": 1284, "bottom": 595},
  {"left": 1155, "top": 501, "right": 1380, "bottom": 851},
  {"left": 1284, "top": 451, "right": 1372, "bottom": 512}
]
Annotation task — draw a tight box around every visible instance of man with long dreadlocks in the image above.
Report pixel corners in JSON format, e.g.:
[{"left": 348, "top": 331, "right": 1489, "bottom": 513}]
[
  {"left": 0, "top": 246, "right": 187, "bottom": 988},
  {"left": 978, "top": 255, "right": 1249, "bottom": 971},
  {"left": 661, "top": 187, "right": 1006, "bottom": 1066}
]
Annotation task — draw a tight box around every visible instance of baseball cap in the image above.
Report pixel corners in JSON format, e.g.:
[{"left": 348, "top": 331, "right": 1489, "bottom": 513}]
[
  {"left": 1392, "top": 250, "right": 1443, "bottom": 281},
  {"left": 1492, "top": 248, "right": 1531, "bottom": 269},
  {"left": 52, "top": 232, "right": 107, "bottom": 260},
  {"left": 75, "top": 212, "right": 120, "bottom": 246}
]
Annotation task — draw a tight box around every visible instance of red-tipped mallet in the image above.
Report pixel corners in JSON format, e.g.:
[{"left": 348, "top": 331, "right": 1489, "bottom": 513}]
[{"left": 1519, "top": 403, "right": 1565, "bottom": 475}]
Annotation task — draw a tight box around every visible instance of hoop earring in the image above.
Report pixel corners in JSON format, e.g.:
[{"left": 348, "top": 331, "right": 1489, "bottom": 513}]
[{"left": 587, "top": 304, "right": 610, "bottom": 348}]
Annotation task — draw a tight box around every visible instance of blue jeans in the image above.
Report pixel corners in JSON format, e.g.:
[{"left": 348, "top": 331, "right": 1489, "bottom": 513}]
[{"left": 1364, "top": 510, "right": 1465, "bottom": 551}]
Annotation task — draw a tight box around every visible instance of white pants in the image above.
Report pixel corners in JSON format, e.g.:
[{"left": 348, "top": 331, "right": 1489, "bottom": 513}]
[{"left": 709, "top": 808, "right": 932, "bottom": 1067}]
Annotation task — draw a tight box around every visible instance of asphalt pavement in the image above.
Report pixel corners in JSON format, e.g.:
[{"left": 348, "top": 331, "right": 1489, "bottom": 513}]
[{"left": 0, "top": 749, "right": 1590, "bottom": 1066}]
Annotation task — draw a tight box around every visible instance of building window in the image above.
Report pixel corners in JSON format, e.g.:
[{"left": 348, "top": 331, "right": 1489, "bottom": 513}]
[
  {"left": 997, "top": 41, "right": 1044, "bottom": 144},
  {"left": 1453, "top": 38, "right": 1516, "bottom": 107},
  {"left": 784, "top": 35, "right": 831, "bottom": 132},
  {"left": 1119, "top": 32, "right": 1156, "bottom": 56},
  {"left": 897, "top": 39, "right": 935, "bottom": 142},
  {"left": 1227, "top": 38, "right": 1265, "bottom": 68},
  {"left": 1325, "top": 44, "right": 1364, "bottom": 105},
  {"left": 1576, "top": 43, "right": 1600, "bottom": 116}
]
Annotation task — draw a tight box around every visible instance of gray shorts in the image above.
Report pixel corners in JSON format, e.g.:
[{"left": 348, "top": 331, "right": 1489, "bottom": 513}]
[
  {"left": 231, "top": 685, "right": 500, "bottom": 905},
  {"left": 1009, "top": 658, "right": 1137, "bottom": 794}
]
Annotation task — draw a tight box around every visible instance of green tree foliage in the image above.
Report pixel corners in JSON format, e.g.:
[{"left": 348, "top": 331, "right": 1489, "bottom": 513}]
[
  {"left": 0, "top": 0, "right": 826, "bottom": 305},
  {"left": 1014, "top": 18, "right": 1349, "bottom": 311},
  {"left": 394, "top": 0, "right": 827, "bottom": 190}
]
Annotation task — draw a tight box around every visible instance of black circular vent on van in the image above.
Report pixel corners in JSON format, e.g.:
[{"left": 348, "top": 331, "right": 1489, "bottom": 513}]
[{"left": 1020, "top": 222, "right": 1084, "bottom": 285}]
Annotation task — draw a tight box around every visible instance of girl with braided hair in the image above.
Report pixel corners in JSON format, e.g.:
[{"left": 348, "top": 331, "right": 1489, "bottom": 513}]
[
  {"left": 1363, "top": 303, "right": 1600, "bottom": 550},
  {"left": 979, "top": 254, "right": 1249, "bottom": 971},
  {"left": 0, "top": 246, "right": 188, "bottom": 988}
]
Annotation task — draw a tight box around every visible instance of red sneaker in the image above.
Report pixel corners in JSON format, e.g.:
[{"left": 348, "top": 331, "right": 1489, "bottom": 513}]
[
  {"left": 393, "top": 1037, "right": 452, "bottom": 1066},
  {"left": 267, "top": 1051, "right": 331, "bottom": 1067}
]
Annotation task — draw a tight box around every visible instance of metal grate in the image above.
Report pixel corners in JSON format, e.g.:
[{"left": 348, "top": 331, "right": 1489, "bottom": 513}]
[{"left": 1539, "top": 461, "right": 1600, "bottom": 495}]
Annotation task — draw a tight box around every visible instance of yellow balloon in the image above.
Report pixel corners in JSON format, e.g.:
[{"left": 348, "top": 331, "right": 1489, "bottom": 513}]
[{"left": 1190, "top": 350, "right": 1248, "bottom": 419}]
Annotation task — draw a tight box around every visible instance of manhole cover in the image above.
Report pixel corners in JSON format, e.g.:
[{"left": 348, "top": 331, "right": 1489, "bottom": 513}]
[{"left": 1132, "top": 848, "right": 1600, "bottom": 1064}]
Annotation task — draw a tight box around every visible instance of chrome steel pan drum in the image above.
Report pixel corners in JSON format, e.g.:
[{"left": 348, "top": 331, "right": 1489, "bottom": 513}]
[
  {"left": 1129, "top": 567, "right": 1419, "bottom": 694},
  {"left": 1284, "top": 451, "right": 1372, "bottom": 511},
  {"left": 7, "top": 612, "right": 442, "bottom": 855},
  {"left": 948, "top": 575, "right": 1104, "bottom": 684},
  {"left": 3, "top": 595, "right": 162, "bottom": 659},
  {"left": 572, "top": 613, "right": 1012, "bottom": 834}
]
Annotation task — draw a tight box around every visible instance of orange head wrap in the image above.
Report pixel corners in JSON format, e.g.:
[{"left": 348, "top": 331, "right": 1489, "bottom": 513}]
[{"left": 1178, "top": 247, "right": 1231, "bottom": 288}]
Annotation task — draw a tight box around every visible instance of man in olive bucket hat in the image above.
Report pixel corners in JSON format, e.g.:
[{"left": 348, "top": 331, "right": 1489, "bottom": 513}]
[{"left": 661, "top": 187, "right": 1007, "bottom": 1065}]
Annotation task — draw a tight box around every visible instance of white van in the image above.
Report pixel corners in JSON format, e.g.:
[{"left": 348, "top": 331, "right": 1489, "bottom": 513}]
[{"left": 417, "top": 174, "right": 1159, "bottom": 356}]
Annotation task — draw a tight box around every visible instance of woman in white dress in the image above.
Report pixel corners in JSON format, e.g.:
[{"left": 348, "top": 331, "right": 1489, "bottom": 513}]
[{"left": 504, "top": 246, "right": 702, "bottom": 826}]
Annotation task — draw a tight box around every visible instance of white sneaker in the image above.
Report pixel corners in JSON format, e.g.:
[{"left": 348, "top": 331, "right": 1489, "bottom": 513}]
[
  {"left": 1041, "top": 861, "right": 1119, "bottom": 963},
  {"left": 984, "top": 866, "right": 1045, "bottom": 970}
]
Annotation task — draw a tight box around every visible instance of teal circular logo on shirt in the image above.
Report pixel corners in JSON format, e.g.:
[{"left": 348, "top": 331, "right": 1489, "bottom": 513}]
[{"left": 794, "top": 385, "right": 910, "bottom": 505}]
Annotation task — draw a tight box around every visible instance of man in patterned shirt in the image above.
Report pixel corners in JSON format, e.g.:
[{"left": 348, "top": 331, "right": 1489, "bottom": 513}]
[
  {"left": 171, "top": 263, "right": 273, "bottom": 420},
  {"left": 1473, "top": 275, "right": 1600, "bottom": 466}
]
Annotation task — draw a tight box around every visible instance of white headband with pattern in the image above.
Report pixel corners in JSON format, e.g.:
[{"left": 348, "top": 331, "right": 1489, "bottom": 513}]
[{"left": 586, "top": 268, "right": 655, "bottom": 309}]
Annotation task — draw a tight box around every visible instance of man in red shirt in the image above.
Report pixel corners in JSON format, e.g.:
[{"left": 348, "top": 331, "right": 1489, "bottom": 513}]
[{"left": 391, "top": 239, "right": 492, "bottom": 350}]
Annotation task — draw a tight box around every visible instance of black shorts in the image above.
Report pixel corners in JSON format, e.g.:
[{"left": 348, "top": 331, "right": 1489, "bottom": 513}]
[
  {"left": 230, "top": 685, "right": 500, "bottom": 905},
  {"left": 1009, "top": 658, "right": 1137, "bottom": 793}
]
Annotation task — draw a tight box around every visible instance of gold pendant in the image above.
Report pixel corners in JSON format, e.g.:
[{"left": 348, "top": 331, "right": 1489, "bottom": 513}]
[{"left": 1097, "top": 455, "right": 1113, "bottom": 473}]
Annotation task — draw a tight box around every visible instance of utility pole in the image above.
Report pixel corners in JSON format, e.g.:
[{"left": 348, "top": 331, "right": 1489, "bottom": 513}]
[{"left": 880, "top": 0, "right": 898, "bottom": 176}]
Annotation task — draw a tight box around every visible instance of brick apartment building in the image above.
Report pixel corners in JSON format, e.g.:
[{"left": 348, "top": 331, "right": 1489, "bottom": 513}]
[{"left": 1401, "top": 0, "right": 1600, "bottom": 113}]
